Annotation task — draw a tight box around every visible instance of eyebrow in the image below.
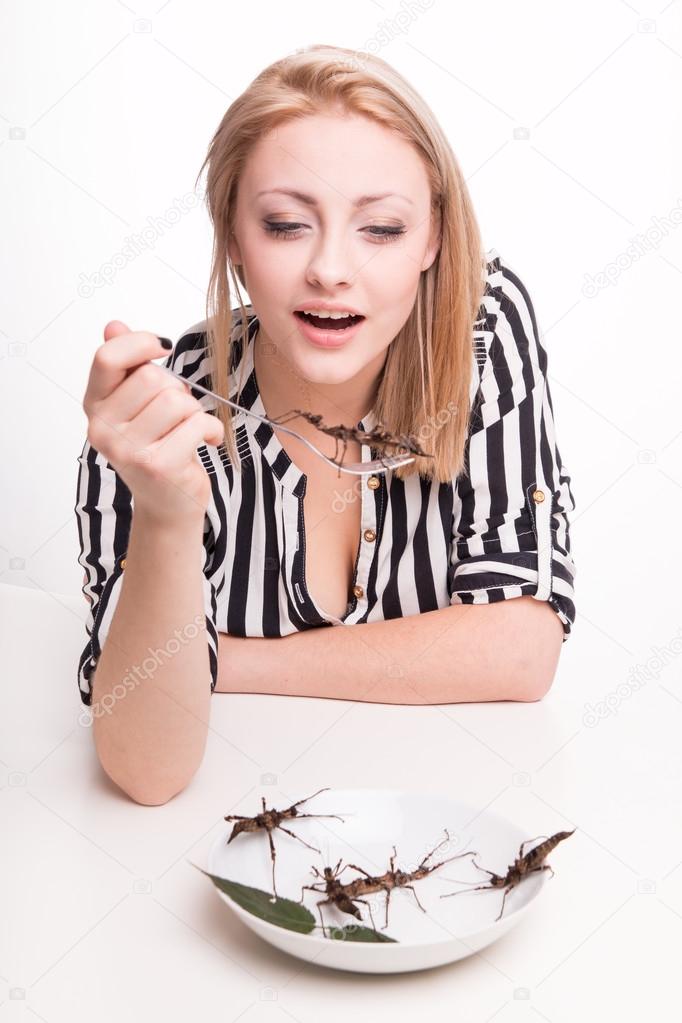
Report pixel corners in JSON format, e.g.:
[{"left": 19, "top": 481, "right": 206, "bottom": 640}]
[{"left": 255, "top": 187, "right": 414, "bottom": 208}]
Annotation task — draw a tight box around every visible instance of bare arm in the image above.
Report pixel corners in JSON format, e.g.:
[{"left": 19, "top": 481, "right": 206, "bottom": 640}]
[
  {"left": 77, "top": 323, "right": 225, "bottom": 805},
  {"left": 216, "top": 595, "right": 565, "bottom": 705},
  {"left": 91, "top": 506, "right": 212, "bottom": 804}
]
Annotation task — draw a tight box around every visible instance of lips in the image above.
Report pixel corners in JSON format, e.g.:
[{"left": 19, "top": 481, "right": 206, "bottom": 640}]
[
  {"left": 295, "top": 311, "right": 365, "bottom": 330},
  {"left": 292, "top": 309, "right": 365, "bottom": 349}
]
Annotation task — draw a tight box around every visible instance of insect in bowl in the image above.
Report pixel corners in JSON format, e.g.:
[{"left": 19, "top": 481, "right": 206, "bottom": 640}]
[{"left": 205, "top": 788, "right": 567, "bottom": 974}]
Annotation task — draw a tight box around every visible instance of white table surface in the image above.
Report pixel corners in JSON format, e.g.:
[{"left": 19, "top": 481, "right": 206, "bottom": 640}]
[{"left": 2, "top": 580, "right": 680, "bottom": 1021}]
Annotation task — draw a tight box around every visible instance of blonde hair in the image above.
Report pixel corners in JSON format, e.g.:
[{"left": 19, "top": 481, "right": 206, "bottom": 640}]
[{"left": 196, "top": 43, "right": 486, "bottom": 482}]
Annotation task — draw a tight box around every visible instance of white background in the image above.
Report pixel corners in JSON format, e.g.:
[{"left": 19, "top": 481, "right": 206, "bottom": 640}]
[
  {"left": 3, "top": 0, "right": 682, "bottom": 651},
  {"left": 2, "top": 0, "right": 682, "bottom": 1018}
]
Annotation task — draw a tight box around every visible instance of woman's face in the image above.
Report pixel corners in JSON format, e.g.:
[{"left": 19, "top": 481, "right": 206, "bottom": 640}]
[{"left": 228, "top": 111, "right": 441, "bottom": 392}]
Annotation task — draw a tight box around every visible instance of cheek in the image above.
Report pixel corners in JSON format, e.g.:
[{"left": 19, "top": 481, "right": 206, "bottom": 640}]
[
  {"left": 370, "top": 256, "right": 422, "bottom": 309},
  {"left": 240, "top": 243, "right": 299, "bottom": 302},
  {"left": 270, "top": 256, "right": 302, "bottom": 290},
  {"left": 242, "top": 231, "right": 295, "bottom": 272},
  {"left": 379, "top": 235, "right": 423, "bottom": 273}
]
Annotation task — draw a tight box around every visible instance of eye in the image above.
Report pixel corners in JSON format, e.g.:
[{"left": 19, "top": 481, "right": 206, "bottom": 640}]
[
  {"left": 263, "top": 222, "right": 406, "bottom": 243},
  {"left": 365, "top": 225, "right": 406, "bottom": 243},
  {"left": 264, "top": 222, "right": 305, "bottom": 239}
]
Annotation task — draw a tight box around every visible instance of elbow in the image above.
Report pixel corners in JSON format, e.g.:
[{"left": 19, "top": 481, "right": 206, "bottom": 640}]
[
  {"left": 511, "top": 599, "right": 565, "bottom": 701},
  {"left": 122, "top": 777, "right": 192, "bottom": 806},
  {"left": 97, "top": 758, "right": 196, "bottom": 805},
  {"left": 514, "top": 677, "right": 553, "bottom": 702},
  {"left": 512, "top": 652, "right": 561, "bottom": 702},
  {"left": 91, "top": 699, "right": 206, "bottom": 805},
  {"left": 125, "top": 783, "right": 185, "bottom": 806}
]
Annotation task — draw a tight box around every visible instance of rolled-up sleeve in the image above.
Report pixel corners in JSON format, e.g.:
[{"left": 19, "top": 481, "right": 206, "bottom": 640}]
[
  {"left": 448, "top": 255, "right": 577, "bottom": 640},
  {"left": 74, "top": 341, "right": 224, "bottom": 706}
]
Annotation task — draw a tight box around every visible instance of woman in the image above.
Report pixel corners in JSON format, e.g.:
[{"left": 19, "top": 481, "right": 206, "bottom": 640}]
[{"left": 75, "top": 45, "right": 576, "bottom": 802}]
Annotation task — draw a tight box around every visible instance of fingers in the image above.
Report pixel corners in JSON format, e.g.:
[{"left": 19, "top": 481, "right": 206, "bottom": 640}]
[
  {"left": 103, "top": 320, "right": 130, "bottom": 343},
  {"left": 84, "top": 329, "right": 173, "bottom": 407},
  {"left": 101, "top": 361, "right": 190, "bottom": 425},
  {"left": 120, "top": 384, "right": 203, "bottom": 454},
  {"left": 82, "top": 323, "right": 227, "bottom": 521},
  {"left": 125, "top": 409, "right": 225, "bottom": 475}
]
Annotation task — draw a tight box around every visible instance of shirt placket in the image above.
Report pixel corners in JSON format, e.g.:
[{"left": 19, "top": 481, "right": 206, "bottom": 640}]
[
  {"left": 341, "top": 439, "right": 382, "bottom": 624},
  {"left": 288, "top": 425, "right": 383, "bottom": 627}
]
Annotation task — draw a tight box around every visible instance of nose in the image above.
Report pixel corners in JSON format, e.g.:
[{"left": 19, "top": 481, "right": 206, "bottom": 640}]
[{"left": 305, "top": 227, "right": 356, "bottom": 290}]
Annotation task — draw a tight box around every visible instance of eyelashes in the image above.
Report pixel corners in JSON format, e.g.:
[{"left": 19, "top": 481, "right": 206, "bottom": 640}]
[{"left": 263, "top": 222, "right": 406, "bottom": 244}]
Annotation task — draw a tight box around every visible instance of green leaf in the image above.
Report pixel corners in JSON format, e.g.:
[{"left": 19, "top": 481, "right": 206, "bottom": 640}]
[
  {"left": 193, "top": 865, "right": 398, "bottom": 943},
  {"left": 326, "top": 923, "right": 398, "bottom": 943},
  {"left": 194, "top": 866, "right": 316, "bottom": 934}
]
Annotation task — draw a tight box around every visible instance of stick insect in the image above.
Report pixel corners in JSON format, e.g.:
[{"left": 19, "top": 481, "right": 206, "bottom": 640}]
[
  {"left": 300, "top": 829, "right": 478, "bottom": 933},
  {"left": 298, "top": 859, "right": 382, "bottom": 935},
  {"left": 224, "top": 787, "right": 346, "bottom": 899},
  {"left": 269, "top": 408, "right": 434, "bottom": 474},
  {"left": 439, "top": 829, "right": 576, "bottom": 921},
  {"left": 343, "top": 829, "right": 479, "bottom": 929}
]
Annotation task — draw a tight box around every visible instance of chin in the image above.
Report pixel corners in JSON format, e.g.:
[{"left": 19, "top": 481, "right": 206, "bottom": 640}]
[{"left": 297, "top": 363, "right": 357, "bottom": 387}]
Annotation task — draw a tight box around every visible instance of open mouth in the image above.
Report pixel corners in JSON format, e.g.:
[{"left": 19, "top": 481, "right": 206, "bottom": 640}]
[{"left": 294, "top": 311, "right": 365, "bottom": 331}]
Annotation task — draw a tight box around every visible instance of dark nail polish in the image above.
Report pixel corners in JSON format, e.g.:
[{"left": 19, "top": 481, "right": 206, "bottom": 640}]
[{"left": 159, "top": 336, "right": 173, "bottom": 350}]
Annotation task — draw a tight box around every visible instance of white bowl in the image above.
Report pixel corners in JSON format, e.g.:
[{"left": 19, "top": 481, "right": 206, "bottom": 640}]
[{"left": 206, "top": 787, "right": 548, "bottom": 974}]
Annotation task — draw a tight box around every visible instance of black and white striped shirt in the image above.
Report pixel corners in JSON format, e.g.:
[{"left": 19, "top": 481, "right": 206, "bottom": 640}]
[{"left": 75, "top": 249, "right": 577, "bottom": 706}]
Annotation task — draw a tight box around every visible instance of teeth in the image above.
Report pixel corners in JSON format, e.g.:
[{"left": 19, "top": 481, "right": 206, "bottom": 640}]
[{"left": 300, "top": 310, "right": 359, "bottom": 319}]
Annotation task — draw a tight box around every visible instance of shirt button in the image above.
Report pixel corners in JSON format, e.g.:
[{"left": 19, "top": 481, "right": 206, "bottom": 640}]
[
  {"left": 532, "top": 489, "right": 545, "bottom": 504},
  {"left": 352, "top": 584, "right": 364, "bottom": 599},
  {"left": 363, "top": 529, "right": 376, "bottom": 542},
  {"left": 367, "top": 476, "right": 380, "bottom": 490}
]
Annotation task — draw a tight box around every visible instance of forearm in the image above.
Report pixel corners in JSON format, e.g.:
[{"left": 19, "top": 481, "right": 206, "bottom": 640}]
[
  {"left": 218, "top": 596, "right": 558, "bottom": 704},
  {"left": 91, "top": 507, "right": 212, "bottom": 803}
]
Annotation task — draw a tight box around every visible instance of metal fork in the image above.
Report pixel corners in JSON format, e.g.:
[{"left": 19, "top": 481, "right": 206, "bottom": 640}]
[{"left": 161, "top": 365, "right": 414, "bottom": 475}]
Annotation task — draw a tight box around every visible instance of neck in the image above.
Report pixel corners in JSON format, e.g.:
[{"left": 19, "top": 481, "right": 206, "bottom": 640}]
[{"left": 253, "top": 325, "right": 384, "bottom": 430}]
